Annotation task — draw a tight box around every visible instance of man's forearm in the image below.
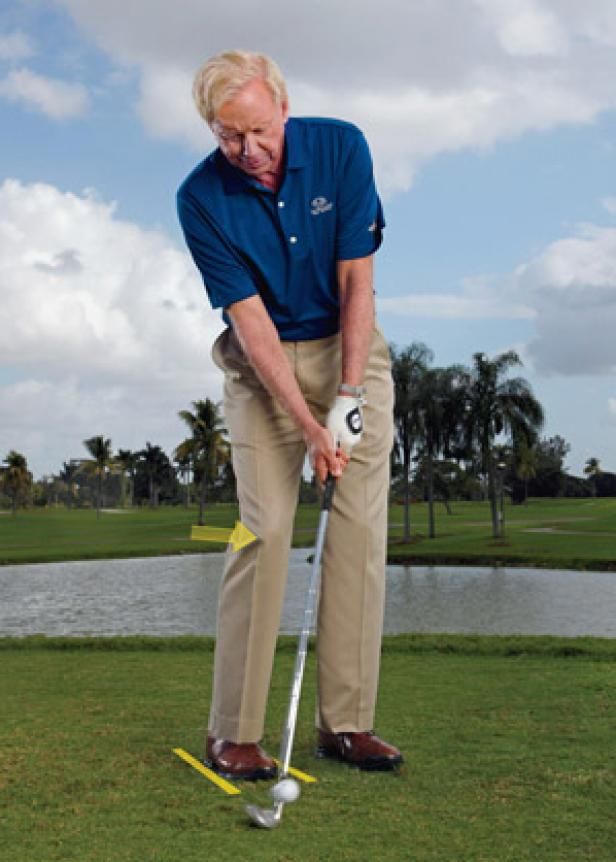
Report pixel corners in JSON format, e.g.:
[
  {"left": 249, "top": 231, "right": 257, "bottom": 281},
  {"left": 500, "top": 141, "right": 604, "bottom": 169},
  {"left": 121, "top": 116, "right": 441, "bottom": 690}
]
[
  {"left": 226, "top": 295, "right": 321, "bottom": 435},
  {"left": 337, "top": 255, "right": 376, "bottom": 388}
]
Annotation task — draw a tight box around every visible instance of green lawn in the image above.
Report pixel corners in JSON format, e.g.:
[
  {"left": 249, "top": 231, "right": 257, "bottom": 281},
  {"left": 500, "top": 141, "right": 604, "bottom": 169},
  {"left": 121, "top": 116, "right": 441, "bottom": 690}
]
[
  {"left": 1, "top": 497, "right": 616, "bottom": 569},
  {"left": 1, "top": 636, "right": 615, "bottom": 862}
]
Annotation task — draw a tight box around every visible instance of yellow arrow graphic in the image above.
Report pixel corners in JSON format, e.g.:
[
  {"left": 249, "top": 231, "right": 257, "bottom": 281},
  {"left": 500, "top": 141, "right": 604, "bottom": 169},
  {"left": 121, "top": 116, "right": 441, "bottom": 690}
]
[{"left": 190, "top": 520, "right": 258, "bottom": 552}]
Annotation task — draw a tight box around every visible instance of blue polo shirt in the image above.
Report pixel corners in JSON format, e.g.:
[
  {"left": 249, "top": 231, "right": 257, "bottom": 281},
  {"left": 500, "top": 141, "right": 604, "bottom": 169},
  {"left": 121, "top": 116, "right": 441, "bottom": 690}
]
[{"left": 176, "top": 116, "right": 385, "bottom": 341}]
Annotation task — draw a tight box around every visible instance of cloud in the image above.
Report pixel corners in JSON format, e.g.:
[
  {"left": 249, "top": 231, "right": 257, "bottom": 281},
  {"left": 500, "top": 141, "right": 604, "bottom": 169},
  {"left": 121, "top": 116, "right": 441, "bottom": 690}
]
[
  {"left": 0, "top": 179, "right": 224, "bottom": 477},
  {"left": 0, "top": 31, "right": 35, "bottom": 62},
  {"left": 473, "top": 0, "right": 568, "bottom": 57},
  {"left": 0, "top": 67, "right": 89, "bottom": 118},
  {"left": 377, "top": 290, "right": 535, "bottom": 320},
  {"left": 55, "top": 0, "right": 616, "bottom": 192},
  {"left": 603, "top": 197, "right": 616, "bottom": 216},
  {"left": 518, "top": 223, "right": 616, "bottom": 375},
  {"left": 379, "top": 220, "right": 616, "bottom": 377}
]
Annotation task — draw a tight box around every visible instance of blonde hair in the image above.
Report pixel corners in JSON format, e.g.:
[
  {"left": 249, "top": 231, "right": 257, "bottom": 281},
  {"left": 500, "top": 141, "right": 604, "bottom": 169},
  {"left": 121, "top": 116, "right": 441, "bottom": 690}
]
[{"left": 192, "top": 50, "right": 288, "bottom": 124}]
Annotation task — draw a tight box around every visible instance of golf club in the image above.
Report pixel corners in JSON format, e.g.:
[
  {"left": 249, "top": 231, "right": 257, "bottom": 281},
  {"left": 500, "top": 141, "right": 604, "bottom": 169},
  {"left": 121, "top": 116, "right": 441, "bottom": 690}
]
[{"left": 245, "top": 472, "right": 336, "bottom": 829}]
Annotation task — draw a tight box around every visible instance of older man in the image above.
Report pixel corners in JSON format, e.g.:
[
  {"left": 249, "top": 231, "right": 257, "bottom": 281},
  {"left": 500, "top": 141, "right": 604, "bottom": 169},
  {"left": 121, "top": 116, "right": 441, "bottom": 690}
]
[{"left": 177, "top": 50, "right": 402, "bottom": 779}]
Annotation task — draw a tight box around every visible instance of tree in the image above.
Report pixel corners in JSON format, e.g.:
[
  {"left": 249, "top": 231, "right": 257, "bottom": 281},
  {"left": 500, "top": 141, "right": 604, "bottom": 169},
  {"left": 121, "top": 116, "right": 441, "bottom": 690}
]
[
  {"left": 1, "top": 450, "right": 32, "bottom": 514},
  {"left": 584, "top": 457, "right": 602, "bottom": 497},
  {"left": 83, "top": 436, "right": 113, "bottom": 518},
  {"left": 116, "top": 449, "right": 138, "bottom": 507},
  {"left": 463, "top": 351, "right": 544, "bottom": 539},
  {"left": 414, "top": 365, "right": 467, "bottom": 538},
  {"left": 390, "top": 342, "right": 432, "bottom": 541},
  {"left": 175, "top": 399, "right": 230, "bottom": 525},
  {"left": 529, "top": 435, "right": 570, "bottom": 497},
  {"left": 513, "top": 438, "right": 537, "bottom": 505},
  {"left": 58, "top": 460, "right": 80, "bottom": 509},
  {"left": 136, "top": 443, "right": 176, "bottom": 508}
]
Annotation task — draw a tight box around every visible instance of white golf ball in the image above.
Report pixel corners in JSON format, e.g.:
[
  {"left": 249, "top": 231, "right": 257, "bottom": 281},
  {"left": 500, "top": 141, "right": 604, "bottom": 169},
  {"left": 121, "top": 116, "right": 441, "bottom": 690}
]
[{"left": 270, "top": 777, "right": 301, "bottom": 804}]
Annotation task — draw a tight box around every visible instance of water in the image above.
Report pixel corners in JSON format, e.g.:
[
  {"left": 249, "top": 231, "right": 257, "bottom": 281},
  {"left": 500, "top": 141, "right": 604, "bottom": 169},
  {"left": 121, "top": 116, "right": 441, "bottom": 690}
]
[{"left": 1, "top": 550, "right": 615, "bottom": 637}]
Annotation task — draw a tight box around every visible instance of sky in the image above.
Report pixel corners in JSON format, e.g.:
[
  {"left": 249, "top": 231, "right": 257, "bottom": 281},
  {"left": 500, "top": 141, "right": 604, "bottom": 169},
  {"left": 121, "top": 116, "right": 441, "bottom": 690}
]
[{"left": 1, "top": 0, "right": 616, "bottom": 479}]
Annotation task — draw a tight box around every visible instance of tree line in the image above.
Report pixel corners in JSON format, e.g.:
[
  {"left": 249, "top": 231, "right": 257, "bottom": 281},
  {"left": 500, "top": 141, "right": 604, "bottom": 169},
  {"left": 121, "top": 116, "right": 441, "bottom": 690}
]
[{"left": 1, "top": 345, "right": 612, "bottom": 538}]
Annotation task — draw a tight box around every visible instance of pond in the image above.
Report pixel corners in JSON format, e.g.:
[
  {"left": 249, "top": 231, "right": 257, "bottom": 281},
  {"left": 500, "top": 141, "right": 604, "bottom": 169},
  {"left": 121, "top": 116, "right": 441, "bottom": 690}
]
[{"left": 1, "top": 550, "right": 615, "bottom": 638}]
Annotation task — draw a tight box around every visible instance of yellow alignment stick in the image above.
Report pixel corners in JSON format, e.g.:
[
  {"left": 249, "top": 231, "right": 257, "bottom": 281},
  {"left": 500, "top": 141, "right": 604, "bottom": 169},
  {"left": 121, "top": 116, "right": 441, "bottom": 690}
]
[
  {"left": 274, "top": 759, "right": 318, "bottom": 784},
  {"left": 173, "top": 747, "right": 241, "bottom": 796}
]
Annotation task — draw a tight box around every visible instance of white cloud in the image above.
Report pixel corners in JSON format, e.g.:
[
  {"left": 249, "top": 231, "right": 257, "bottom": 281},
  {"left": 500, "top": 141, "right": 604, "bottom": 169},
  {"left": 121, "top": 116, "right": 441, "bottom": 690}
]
[
  {"left": 54, "top": 0, "right": 616, "bottom": 192},
  {"left": 473, "top": 0, "right": 568, "bottom": 57},
  {"left": 377, "top": 292, "right": 535, "bottom": 320},
  {"left": 379, "top": 220, "right": 616, "bottom": 377},
  {"left": 137, "top": 64, "right": 211, "bottom": 148},
  {"left": 0, "top": 179, "right": 224, "bottom": 477},
  {"left": 0, "top": 67, "right": 89, "bottom": 118},
  {"left": 498, "top": 223, "right": 616, "bottom": 376},
  {"left": 0, "top": 31, "right": 35, "bottom": 62},
  {"left": 608, "top": 397, "right": 616, "bottom": 417},
  {"left": 602, "top": 197, "right": 616, "bottom": 216}
]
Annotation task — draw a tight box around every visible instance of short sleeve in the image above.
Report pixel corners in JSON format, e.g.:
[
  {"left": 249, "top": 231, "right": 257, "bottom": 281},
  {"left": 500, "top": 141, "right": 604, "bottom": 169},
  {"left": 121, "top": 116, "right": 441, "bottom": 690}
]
[
  {"left": 176, "top": 190, "right": 258, "bottom": 310},
  {"left": 335, "top": 128, "right": 385, "bottom": 261}
]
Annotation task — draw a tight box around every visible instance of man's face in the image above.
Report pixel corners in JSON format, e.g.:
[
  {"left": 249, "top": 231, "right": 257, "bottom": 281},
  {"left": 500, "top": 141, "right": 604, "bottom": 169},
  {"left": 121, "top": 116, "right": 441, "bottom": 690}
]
[{"left": 211, "top": 78, "right": 289, "bottom": 181}]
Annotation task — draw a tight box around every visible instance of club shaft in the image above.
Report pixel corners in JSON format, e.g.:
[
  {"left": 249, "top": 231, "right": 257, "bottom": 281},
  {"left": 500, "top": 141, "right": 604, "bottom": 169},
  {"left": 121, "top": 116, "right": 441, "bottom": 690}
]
[{"left": 278, "top": 475, "right": 334, "bottom": 776}]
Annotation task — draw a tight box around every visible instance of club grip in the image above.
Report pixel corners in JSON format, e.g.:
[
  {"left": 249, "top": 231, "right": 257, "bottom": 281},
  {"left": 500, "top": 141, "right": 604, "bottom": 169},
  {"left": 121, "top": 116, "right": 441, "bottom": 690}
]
[{"left": 321, "top": 473, "right": 336, "bottom": 511}]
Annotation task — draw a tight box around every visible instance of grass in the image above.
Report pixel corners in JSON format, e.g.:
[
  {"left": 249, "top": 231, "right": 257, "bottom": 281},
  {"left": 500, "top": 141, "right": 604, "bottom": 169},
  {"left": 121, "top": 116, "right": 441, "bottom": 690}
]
[
  {"left": 1, "top": 635, "right": 615, "bottom": 862},
  {"left": 1, "top": 496, "right": 616, "bottom": 569}
]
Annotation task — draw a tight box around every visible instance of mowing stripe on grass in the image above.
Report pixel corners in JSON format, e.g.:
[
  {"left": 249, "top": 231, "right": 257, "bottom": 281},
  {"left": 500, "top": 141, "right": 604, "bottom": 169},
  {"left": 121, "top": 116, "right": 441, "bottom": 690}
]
[{"left": 173, "top": 747, "right": 241, "bottom": 796}]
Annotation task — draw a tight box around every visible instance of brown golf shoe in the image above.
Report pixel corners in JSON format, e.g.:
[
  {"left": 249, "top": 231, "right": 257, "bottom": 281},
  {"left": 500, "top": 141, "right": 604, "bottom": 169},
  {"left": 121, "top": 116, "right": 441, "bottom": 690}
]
[
  {"left": 205, "top": 736, "right": 278, "bottom": 781},
  {"left": 316, "top": 730, "right": 403, "bottom": 771}
]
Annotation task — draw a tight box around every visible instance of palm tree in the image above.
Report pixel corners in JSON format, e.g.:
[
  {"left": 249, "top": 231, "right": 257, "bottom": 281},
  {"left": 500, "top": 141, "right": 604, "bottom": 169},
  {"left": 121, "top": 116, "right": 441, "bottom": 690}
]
[
  {"left": 175, "top": 399, "right": 230, "bottom": 526},
  {"left": 390, "top": 342, "right": 432, "bottom": 541},
  {"left": 58, "top": 460, "right": 80, "bottom": 509},
  {"left": 463, "top": 351, "right": 544, "bottom": 539},
  {"left": 415, "top": 365, "right": 468, "bottom": 538},
  {"left": 83, "top": 436, "right": 113, "bottom": 518},
  {"left": 174, "top": 452, "right": 193, "bottom": 508},
  {"left": 584, "top": 457, "right": 602, "bottom": 497},
  {"left": 138, "top": 443, "right": 171, "bottom": 508},
  {"left": 1, "top": 450, "right": 32, "bottom": 515},
  {"left": 514, "top": 439, "right": 537, "bottom": 505},
  {"left": 116, "top": 449, "right": 138, "bottom": 507}
]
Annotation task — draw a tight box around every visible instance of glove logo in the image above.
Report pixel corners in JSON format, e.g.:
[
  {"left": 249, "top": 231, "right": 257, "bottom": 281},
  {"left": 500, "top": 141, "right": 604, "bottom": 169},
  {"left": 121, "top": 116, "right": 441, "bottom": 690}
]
[{"left": 346, "top": 407, "right": 363, "bottom": 436}]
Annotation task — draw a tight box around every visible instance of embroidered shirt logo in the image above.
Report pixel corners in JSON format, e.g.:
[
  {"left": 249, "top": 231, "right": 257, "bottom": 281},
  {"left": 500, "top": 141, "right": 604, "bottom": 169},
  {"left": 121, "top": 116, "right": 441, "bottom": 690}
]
[{"left": 310, "top": 196, "right": 333, "bottom": 215}]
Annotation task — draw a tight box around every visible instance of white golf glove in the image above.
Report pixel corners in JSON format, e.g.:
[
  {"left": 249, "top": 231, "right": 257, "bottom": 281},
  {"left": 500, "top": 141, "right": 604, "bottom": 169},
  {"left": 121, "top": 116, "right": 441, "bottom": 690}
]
[{"left": 326, "top": 393, "right": 365, "bottom": 453}]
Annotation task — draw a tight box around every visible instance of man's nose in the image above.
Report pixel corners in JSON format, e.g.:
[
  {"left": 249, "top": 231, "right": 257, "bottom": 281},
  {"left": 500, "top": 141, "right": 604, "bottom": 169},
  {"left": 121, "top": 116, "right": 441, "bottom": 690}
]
[{"left": 241, "top": 134, "right": 257, "bottom": 157}]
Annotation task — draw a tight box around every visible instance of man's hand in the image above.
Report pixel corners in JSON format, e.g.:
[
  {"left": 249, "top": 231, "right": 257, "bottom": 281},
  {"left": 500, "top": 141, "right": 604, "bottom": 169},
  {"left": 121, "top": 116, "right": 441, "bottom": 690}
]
[
  {"left": 303, "top": 422, "right": 349, "bottom": 484},
  {"left": 326, "top": 394, "right": 364, "bottom": 454}
]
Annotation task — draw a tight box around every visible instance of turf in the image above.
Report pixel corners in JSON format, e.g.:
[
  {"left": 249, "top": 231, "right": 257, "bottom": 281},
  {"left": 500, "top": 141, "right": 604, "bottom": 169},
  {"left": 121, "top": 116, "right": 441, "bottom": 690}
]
[
  {"left": 1, "top": 497, "right": 616, "bottom": 569},
  {"left": 1, "top": 636, "right": 615, "bottom": 862}
]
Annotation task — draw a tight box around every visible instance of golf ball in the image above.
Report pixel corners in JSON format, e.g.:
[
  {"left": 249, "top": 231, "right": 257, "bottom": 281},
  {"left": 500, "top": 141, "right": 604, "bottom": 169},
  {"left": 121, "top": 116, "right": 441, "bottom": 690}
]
[{"left": 270, "top": 777, "right": 301, "bottom": 804}]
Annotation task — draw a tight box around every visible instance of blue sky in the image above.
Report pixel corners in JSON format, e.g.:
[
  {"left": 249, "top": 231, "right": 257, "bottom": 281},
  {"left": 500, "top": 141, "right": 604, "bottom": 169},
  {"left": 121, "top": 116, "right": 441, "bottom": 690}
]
[{"left": 1, "top": 0, "right": 616, "bottom": 478}]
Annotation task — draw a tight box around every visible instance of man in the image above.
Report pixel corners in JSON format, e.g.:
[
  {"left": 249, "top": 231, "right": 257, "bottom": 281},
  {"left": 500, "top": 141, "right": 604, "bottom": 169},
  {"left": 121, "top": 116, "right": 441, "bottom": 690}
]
[{"left": 177, "top": 50, "right": 402, "bottom": 779}]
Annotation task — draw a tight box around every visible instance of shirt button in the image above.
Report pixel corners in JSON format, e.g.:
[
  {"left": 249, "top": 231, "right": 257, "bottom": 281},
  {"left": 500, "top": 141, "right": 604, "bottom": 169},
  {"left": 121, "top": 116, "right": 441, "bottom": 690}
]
[
  {"left": 289, "top": 235, "right": 298, "bottom": 244},
  {"left": 278, "top": 200, "right": 285, "bottom": 208}
]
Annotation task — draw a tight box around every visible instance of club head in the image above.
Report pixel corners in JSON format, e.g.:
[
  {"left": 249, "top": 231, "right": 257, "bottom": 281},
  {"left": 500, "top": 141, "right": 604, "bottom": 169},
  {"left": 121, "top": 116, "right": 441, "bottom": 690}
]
[{"left": 245, "top": 803, "right": 282, "bottom": 829}]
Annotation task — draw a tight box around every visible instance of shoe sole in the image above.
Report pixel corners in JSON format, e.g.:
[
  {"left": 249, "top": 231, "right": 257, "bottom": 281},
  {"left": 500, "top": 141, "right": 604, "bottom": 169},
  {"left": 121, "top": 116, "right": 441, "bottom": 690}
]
[
  {"left": 315, "top": 747, "right": 403, "bottom": 772},
  {"left": 203, "top": 758, "right": 278, "bottom": 782}
]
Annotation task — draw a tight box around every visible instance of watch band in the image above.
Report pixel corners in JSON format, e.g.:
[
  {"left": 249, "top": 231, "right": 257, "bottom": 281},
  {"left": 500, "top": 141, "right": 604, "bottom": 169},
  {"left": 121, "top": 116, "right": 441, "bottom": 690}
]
[{"left": 338, "top": 383, "right": 366, "bottom": 397}]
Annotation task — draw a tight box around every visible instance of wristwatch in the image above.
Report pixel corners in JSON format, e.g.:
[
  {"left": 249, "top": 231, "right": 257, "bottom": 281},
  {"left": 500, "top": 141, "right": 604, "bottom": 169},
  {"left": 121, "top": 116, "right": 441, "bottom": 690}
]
[{"left": 338, "top": 383, "right": 366, "bottom": 398}]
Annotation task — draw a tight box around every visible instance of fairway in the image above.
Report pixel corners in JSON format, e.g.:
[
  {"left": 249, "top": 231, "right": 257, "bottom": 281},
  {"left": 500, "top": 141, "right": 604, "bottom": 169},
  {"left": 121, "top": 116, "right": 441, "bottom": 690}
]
[
  {"left": 1, "top": 497, "right": 616, "bottom": 569},
  {"left": 1, "top": 636, "right": 615, "bottom": 862}
]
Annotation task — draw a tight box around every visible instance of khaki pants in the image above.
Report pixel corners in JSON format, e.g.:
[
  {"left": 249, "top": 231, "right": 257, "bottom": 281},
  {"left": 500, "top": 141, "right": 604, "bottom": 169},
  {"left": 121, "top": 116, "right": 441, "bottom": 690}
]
[{"left": 209, "top": 325, "right": 394, "bottom": 743}]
